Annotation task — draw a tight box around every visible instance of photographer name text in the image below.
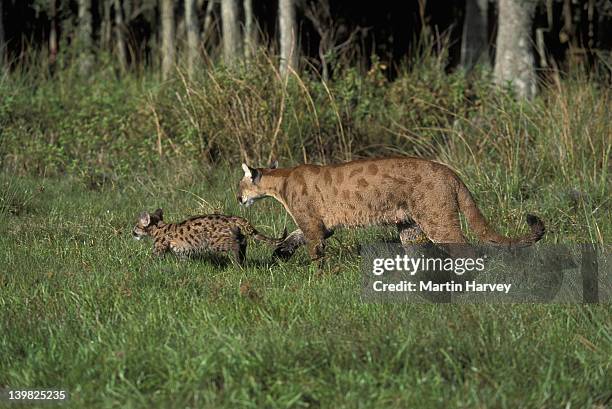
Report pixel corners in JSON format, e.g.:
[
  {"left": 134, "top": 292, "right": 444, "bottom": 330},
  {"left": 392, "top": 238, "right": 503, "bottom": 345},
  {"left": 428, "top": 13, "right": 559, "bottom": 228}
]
[{"left": 372, "top": 280, "right": 512, "bottom": 293}]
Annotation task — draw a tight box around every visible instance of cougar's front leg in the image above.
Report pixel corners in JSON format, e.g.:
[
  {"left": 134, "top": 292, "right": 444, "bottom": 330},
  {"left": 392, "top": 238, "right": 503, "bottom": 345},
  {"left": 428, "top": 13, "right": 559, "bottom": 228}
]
[
  {"left": 273, "top": 228, "right": 335, "bottom": 261},
  {"left": 273, "top": 229, "right": 307, "bottom": 260},
  {"left": 300, "top": 218, "right": 328, "bottom": 269}
]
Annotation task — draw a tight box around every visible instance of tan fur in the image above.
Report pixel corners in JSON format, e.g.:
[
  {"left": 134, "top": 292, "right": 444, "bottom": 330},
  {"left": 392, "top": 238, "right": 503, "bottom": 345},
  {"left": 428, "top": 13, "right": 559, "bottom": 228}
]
[{"left": 237, "top": 157, "right": 545, "bottom": 264}]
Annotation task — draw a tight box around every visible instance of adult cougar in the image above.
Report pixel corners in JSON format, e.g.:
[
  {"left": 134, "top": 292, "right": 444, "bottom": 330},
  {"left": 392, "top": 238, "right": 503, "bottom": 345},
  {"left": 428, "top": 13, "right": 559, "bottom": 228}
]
[{"left": 236, "top": 157, "right": 545, "bottom": 265}]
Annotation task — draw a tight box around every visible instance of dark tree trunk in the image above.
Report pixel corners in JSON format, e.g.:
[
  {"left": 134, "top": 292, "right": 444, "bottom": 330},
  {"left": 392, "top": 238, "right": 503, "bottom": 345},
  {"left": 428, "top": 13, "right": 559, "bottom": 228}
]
[
  {"left": 0, "top": 0, "right": 6, "bottom": 68},
  {"left": 114, "top": 0, "right": 127, "bottom": 71},
  {"left": 460, "top": 0, "right": 489, "bottom": 70},
  {"left": 202, "top": 0, "right": 217, "bottom": 46},
  {"left": 49, "top": 0, "right": 58, "bottom": 66},
  {"left": 101, "top": 0, "right": 112, "bottom": 49}
]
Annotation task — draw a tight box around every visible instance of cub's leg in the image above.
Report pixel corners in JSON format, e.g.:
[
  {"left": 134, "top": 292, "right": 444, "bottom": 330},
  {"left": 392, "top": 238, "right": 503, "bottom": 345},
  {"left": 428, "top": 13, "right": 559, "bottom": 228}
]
[
  {"left": 397, "top": 221, "right": 429, "bottom": 246},
  {"left": 153, "top": 240, "right": 170, "bottom": 257},
  {"left": 232, "top": 241, "right": 247, "bottom": 265},
  {"left": 231, "top": 229, "right": 247, "bottom": 265},
  {"left": 169, "top": 241, "right": 190, "bottom": 259}
]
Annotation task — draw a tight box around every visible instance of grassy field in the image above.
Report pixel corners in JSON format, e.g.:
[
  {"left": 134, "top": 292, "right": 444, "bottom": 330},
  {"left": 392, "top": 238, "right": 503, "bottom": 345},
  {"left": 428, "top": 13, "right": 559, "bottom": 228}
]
[
  {"left": 1, "top": 163, "right": 611, "bottom": 408},
  {"left": 1, "top": 46, "right": 611, "bottom": 407}
]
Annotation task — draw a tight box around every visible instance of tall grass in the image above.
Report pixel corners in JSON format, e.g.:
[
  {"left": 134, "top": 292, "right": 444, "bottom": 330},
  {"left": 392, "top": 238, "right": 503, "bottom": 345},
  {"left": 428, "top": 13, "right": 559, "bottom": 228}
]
[
  {"left": 0, "top": 42, "right": 610, "bottom": 242},
  {"left": 0, "top": 39, "right": 611, "bottom": 409}
]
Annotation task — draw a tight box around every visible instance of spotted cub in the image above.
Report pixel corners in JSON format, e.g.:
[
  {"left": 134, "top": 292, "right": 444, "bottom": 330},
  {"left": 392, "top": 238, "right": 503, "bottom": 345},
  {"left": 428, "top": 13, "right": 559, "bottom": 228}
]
[{"left": 132, "top": 208, "right": 286, "bottom": 264}]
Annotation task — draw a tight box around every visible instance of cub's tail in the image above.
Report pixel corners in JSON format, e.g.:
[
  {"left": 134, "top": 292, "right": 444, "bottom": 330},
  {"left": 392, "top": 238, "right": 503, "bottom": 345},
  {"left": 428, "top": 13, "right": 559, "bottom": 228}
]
[
  {"left": 252, "top": 226, "right": 288, "bottom": 246},
  {"left": 233, "top": 217, "right": 288, "bottom": 245},
  {"left": 456, "top": 181, "right": 545, "bottom": 246}
]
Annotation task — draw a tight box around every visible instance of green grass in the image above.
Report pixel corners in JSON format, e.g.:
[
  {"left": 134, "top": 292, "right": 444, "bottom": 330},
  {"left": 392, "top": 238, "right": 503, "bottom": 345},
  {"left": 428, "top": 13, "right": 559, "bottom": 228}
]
[
  {"left": 0, "top": 43, "right": 611, "bottom": 407},
  {"left": 1, "top": 166, "right": 611, "bottom": 408}
]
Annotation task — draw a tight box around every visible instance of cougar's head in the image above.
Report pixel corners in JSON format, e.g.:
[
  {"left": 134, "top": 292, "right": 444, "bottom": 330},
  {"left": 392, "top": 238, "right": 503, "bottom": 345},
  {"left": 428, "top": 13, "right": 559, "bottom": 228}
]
[{"left": 237, "top": 161, "right": 278, "bottom": 206}]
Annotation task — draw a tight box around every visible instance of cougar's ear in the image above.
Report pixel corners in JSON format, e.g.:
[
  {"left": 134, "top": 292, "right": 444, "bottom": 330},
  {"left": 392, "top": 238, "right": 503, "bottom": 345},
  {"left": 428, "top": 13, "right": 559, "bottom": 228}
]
[
  {"left": 269, "top": 159, "right": 278, "bottom": 169},
  {"left": 241, "top": 163, "right": 252, "bottom": 178},
  {"left": 242, "top": 163, "right": 262, "bottom": 184},
  {"left": 153, "top": 208, "right": 163, "bottom": 220},
  {"left": 139, "top": 211, "right": 151, "bottom": 226}
]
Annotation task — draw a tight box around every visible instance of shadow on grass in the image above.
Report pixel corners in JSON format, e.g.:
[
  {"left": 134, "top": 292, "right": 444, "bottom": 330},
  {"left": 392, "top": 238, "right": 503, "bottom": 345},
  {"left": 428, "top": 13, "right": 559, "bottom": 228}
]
[{"left": 156, "top": 252, "right": 282, "bottom": 270}]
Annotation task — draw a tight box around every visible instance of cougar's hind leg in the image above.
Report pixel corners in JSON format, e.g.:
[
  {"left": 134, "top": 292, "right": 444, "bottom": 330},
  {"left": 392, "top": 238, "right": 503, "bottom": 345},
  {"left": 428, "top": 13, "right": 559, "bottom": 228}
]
[
  {"left": 410, "top": 204, "right": 473, "bottom": 259},
  {"left": 419, "top": 214, "right": 467, "bottom": 244}
]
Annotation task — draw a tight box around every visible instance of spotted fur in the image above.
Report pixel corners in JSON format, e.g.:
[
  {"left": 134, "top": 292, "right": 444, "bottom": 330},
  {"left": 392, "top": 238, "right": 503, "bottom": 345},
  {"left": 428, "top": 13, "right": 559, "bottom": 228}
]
[{"left": 132, "top": 208, "right": 286, "bottom": 264}]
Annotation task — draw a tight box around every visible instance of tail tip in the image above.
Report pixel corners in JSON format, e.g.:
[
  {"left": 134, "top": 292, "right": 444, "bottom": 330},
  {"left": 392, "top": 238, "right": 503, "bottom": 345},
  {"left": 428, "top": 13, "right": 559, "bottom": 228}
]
[{"left": 526, "top": 213, "right": 545, "bottom": 242}]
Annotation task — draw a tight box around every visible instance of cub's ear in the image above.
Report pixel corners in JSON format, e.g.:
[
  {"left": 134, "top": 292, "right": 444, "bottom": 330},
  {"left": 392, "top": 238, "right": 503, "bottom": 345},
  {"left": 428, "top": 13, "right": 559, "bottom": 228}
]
[
  {"left": 139, "top": 211, "right": 151, "bottom": 226},
  {"left": 269, "top": 159, "right": 278, "bottom": 169},
  {"left": 153, "top": 208, "right": 163, "bottom": 220},
  {"left": 242, "top": 163, "right": 261, "bottom": 184}
]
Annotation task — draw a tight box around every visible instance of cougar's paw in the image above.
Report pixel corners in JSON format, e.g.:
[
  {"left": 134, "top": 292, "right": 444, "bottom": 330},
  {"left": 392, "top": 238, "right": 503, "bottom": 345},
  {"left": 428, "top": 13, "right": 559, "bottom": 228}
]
[{"left": 272, "top": 229, "right": 306, "bottom": 260}]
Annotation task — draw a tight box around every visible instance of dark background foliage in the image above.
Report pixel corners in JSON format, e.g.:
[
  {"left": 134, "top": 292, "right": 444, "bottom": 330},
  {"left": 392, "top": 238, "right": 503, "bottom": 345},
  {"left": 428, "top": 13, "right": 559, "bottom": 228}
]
[{"left": 3, "top": 0, "right": 612, "bottom": 76}]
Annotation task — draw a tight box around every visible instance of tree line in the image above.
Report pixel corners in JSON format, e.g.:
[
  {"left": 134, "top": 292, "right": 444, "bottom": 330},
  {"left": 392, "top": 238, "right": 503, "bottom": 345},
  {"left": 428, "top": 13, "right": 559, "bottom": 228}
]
[{"left": 0, "top": 0, "right": 611, "bottom": 99}]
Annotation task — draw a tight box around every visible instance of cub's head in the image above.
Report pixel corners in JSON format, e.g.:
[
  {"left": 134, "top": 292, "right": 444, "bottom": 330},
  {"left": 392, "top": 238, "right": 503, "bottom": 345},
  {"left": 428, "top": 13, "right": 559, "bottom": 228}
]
[
  {"left": 237, "top": 161, "right": 277, "bottom": 207},
  {"left": 132, "top": 208, "right": 164, "bottom": 240}
]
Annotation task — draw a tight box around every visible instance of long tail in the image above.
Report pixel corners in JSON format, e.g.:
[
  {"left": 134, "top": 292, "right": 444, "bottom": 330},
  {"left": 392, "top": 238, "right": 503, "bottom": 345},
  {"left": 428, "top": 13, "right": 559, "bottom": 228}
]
[
  {"left": 234, "top": 217, "right": 288, "bottom": 245},
  {"left": 456, "top": 181, "right": 545, "bottom": 246},
  {"left": 252, "top": 227, "right": 288, "bottom": 245}
]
